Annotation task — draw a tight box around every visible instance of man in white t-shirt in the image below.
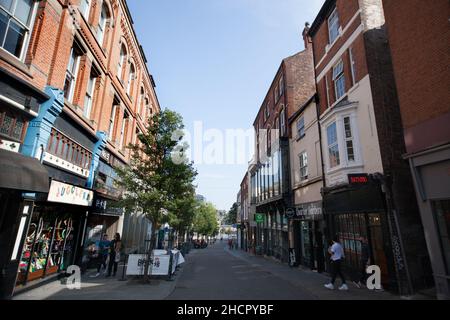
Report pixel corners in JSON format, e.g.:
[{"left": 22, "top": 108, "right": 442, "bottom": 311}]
[{"left": 324, "top": 236, "right": 348, "bottom": 291}]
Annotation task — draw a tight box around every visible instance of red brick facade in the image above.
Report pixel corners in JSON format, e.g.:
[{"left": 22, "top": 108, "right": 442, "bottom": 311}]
[
  {"left": 0, "top": 0, "right": 159, "bottom": 164},
  {"left": 383, "top": 0, "right": 450, "bottom": 154}
]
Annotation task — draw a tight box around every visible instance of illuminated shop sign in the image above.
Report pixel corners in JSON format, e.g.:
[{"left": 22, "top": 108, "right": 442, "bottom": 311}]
[{"left": 348, "top": 174, "right": 370, "bottom": 185}]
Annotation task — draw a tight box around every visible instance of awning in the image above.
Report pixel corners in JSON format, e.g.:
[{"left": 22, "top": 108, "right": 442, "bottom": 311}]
[{"left": 0, "top": 149, "right": 49, "bottom": 193}]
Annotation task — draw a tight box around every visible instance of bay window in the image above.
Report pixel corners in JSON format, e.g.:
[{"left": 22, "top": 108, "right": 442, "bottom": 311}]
[
  {"left": 327, "top": 122, "right": 340, "bottom": 168},
  {"left": 0, "top": 0, "right": 37, "bottom": 59},
  {"left": 344, "top": 116, "right": 355, "bottom": 162}
]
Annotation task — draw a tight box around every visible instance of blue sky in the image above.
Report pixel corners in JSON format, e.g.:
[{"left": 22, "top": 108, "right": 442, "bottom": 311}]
[{"left": 127, "top": 0, "right": 323, "bottom": 211}]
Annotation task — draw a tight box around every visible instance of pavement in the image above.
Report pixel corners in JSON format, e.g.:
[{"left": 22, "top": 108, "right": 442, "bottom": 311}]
[{"left": 13, "top": 243, "right": 435, "bottom": 300}]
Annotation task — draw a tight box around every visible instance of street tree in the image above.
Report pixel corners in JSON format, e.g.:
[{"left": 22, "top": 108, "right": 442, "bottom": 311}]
[
  {"left": 193, "top": 201, "right": 219, "bottom": 239},
  {"left": 224, "top": 202, "right": 238, "bottom": 225},
  {"left": 114, "top": 108, "right": 197, "bottom": 282}
]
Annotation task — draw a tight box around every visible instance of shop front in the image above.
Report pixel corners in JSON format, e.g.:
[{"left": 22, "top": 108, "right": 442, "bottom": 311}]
[
  {"left": 288, "top": 201, "right": 325, "bottom": 272},
  {"left": 323, "top": 177, "right": 396, "bottom": 290},
  {"left": 14, "top": 180, "right": 93, "bottom": 289}
]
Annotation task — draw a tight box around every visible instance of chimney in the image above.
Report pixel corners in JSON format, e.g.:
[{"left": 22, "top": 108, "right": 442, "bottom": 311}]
[{"left": 302, "top": 22, "right": 312, "bottom": 49}]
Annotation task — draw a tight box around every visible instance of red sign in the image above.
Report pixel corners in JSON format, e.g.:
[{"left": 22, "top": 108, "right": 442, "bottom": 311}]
[{"left": 348, "top": 174, "right": 369, "bottom": 185}]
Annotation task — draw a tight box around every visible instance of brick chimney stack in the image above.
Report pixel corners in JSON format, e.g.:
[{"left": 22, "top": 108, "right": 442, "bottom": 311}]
[{"left": 302, "top": 22, "right": 312, "bottom": 50}]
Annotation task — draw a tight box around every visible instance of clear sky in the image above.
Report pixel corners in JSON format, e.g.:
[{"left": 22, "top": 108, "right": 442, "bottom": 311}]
[{"left": 127, "top": 0, "right": 324, "bottom": 211}]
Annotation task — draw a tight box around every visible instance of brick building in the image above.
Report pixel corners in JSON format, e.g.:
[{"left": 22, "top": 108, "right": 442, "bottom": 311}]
[
  {"left": 308, "top": 0, "right": 431, "bottom": 294},
  {"left": 249, "top": 33, "right": 315, "bottom": 263},
  {"left": 0, "top": 0, "right": 159, "bottom": 299},
  {"left": 382, "top": 0, "right": 450, "bottom": 299}
]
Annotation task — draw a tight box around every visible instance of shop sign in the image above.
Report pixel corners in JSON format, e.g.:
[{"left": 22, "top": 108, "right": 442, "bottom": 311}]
[
  {"left": 255, "top": 214, "right": 264, "bottom": 223},
  {"left": 286, "top": 202, "right": 323, "bottom": 220},
  {"left": 93, "top": 198, "right": 123, "bottom": 216},
  {"left": 48, "top": 180, "right": 94, "bottom": 207},
  {"left": 348, "top": 173, "right": 370, "bottom": 185},
  {"left": 0, "top": 138, "right": 20, "bottom": 153}
]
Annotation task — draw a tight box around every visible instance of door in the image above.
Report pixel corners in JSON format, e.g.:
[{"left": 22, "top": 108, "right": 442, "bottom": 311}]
[{"left": 368, "top": 213, "right": 389, "bottom": 287}]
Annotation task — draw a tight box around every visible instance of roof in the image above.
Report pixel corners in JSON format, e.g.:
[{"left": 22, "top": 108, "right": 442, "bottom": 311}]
[{"left": 309, "top": 0, "right": 336, "bottom": 37}]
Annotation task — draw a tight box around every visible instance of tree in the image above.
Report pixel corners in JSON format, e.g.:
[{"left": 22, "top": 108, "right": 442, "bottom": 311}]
[
  {"left": 192, "top": 201, "right": 219, "bottom": 239},
  {"left": 224, "top": 202, "right": 238, "bottom": 225},
  {"left": 114, "top": 108, "right": 197, "bottom": 282}
]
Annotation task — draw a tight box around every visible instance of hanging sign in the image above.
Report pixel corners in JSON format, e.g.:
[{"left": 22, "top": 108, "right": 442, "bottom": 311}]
[{"left": 47, "top": 180, "right": 94, "bottom": 207}]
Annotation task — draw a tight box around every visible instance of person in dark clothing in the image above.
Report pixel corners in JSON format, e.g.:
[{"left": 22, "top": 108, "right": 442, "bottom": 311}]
[
  {"left": 106, "top": 233, "right": 121, "bottom": 277},
  {"left": 354, "top": 237, "right": 371, "bottom": 288},
  {"left": 91, "top": 234, "right": 110, "bottom": 277}
]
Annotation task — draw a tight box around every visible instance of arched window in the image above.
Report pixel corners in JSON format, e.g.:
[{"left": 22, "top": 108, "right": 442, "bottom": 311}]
[
  {"left": 117, "top": 44, "right": 126, "bottom": 80},
  {"left": 80, "top": 0, "right": 91, "bottom": 21},
  {"left": 96, "top": 4, "right": 109, "bottom": 46},
  {"left": 137, "top": 87, "right": 144, "bottom": 115},
  {"left": 127, "top": 63, "right": 135, "bottom": 95}
]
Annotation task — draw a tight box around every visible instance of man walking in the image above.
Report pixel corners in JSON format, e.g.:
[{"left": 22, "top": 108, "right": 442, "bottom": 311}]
[
  {"left": 91, "top": 234, "right": 110, "bottom": 277},
  {"left": 324, "top": 236, "right": 349, "bottom": 291}
]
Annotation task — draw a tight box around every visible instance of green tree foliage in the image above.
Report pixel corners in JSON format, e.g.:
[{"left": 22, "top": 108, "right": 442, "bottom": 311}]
[
  {"left": 114, "top": 108, "right": 197, "bottom": 281},
  {"left": 193, "top": 201, "right": 219, "bottom": 238},
  {"left": 224, "top": 202, "right": 238, "bottom": 225}
]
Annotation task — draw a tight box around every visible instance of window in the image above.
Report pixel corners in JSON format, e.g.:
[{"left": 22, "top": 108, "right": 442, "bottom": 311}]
[
  {"left": 264, "top": 102, "right": 270, "bottom": 122},
  {"left": 79, "top": 0, "right": 91, "bottom": 21},
  {"left": 297, "top": 116, "right": 305, "bottom": 139},
  {"left": 280, "top": 106, "right": 286, "bottom": 136},
  {"left": 0, "top": 0, "right": 36, "bottom": 59},
  {"left": 328, "top": 8, "right": 340, "bottom": 44},
  {"left": 137, "top": 87, "right": 144, "bottom": 116},
  {"left": 343, "top": 116, "right": 355, "bottom": 162},
  {"left": 96, "top": 4, "right": 108, "bottom": 45},
  {"left": 279, "top": 76, "right": 284, "bottom": 99},
  {"left": 333, "top": 60, "right": 345, "bottom": 100},
  {"left": 83, "top": 71, "right": 96, "bottom": 119},
  {"left": 325, "top": 76, "right": 330, "bottom": 108},
  {"left": 119, "top": 111, "right": 129, "bottom": 150},
  {"left": 46, "top": 129, "right": 92, "bottom": 169},
  {"left": 299, "top": 152, "right": 308, "bottom": 181},
  {"left": 267, "top": 126, "right": 271, "bottom": 153},
  {"left": 117, "top": 45, "right": 126, "bottom": 80},
  {"left": 108, "top": 102, "right": 119, "bottom": 141},
  {"left": 127, "top": 63, "right": 135, "bottom": 95},
  {"left": 349, "top": 47, "right": 357, "bottom": 86},
  {"left": 0, "top": 111, "right": 25, "bottom": 141},
  {"left": 63, "top": 45, "right": 82, "bottom": 102},
  {"left": 327, "top": 122, "right": 340, "bottom": 168}
]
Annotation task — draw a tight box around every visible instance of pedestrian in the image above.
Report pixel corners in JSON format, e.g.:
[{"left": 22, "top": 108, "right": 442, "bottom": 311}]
[
  {"left": 353, "top": 237, "right": 371, "bottom": 288},
  {"left": 324, "top": 235, "right": 349, "bottom": 291},
  {"left": 106, "top": 233, "right": 121, "bottom": 277},
  {"left": 228, "top": 238, "right": 232, "bottom": 250},
  {"left": 91, "top": 234, "right": 110, "bottom": 277}
]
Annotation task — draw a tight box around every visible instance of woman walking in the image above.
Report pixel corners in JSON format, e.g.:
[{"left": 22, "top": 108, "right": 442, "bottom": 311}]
[{"left": 106, "top": 233, "right": 122, "bottom": 277}]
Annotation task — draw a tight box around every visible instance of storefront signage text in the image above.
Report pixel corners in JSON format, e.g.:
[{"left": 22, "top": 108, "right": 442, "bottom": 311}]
[
  {"left": 348, "top": 174, "right": 370, "bottom": 185},
  {"left": 286, "top": 202, "right": 323, "bottom": 220},
  {"left": 48, "top": 180, "right": 94, "bottom": 207}
]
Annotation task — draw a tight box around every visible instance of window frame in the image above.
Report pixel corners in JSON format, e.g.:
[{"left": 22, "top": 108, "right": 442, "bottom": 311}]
[
  {"left": 343, "top": 116, "right": 355, "bottom": 163},
  {"left": 83, "top": 71, "right": 97, "bottom": 119},
  {"left": 297, "top": 116, "right": 305, "bottom": 139},
  {"left": 0, "top": 0, "right": 39, "bottom": 61},
  {"left": 79, "top": 0, "right": 91, "bottom": 22},
  {"left": 333, "top": 59, "right": 346, "bottom": 100},
  {"left": 349, "top": 47, "right": 357, "bottom": 86},
  {"left": 299, "top": 151, "right": 308, "bottom": 182},
  {"left": 327, "top": 121, "right": 340, "bottom": 169},
  {"left": 64, "top": 45, "right": 82, "bottom": 103},
  {"left": 328, "top": 7, "right": 340, "bottom": 45}
]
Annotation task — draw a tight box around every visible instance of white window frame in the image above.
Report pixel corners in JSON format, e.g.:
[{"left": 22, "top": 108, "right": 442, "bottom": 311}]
[
  {"left": 108, "top": 104, "right": 118, "bottom": 141},
  {"left": 297, "top": 116, "right": 305, "bottom": 139},
  {"left": 333, "top": 60, "right": 345, "bottom": 100},
  {"left": 343, "top": 116, "right": 355, "bottom": 163},
  {"left": 0, "top": 0, "right": 39, "bottom": 61},
  {"left": 64, "top": 46, "right": 81, "bottom": 103},
  {"left": 117, "top": 45, "right": 126, "bottom": 79},
  {"left": 327, "top": 121, "right": 340, "bottom": 169},
  {"left": 325, "top": 76, "right": 330, "bottom": 108},
  {"left": 83, "top": 72, "right": 96, "bottom": 119},
  {"left": 299, "top": 151, "right": 308, "bottom": 181},
  {"left": 96, "top": 4, "right": 108, "bottom": 45},
  {"left": 349, "top": 47, "right": 356, "bottom": 86},
  {"left": 80, "top": 0, "right": 91, "bottom": 21},
  {"left": 119, "top": 112, "right": 129, "bottom": 150},
  {"left": 328, "top": 8, "right": 340, "bottom": 44},
  {"left": 127, "top": 64, "right": 135, "bottom": 95}
]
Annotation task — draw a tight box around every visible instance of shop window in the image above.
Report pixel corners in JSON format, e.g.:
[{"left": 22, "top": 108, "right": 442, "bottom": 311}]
[
  {"left": 0, "top": 110, "right": 26, "bottom": 142},
  {"left": 0, "top": 0, "right": 36, "bottom": 60}
]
